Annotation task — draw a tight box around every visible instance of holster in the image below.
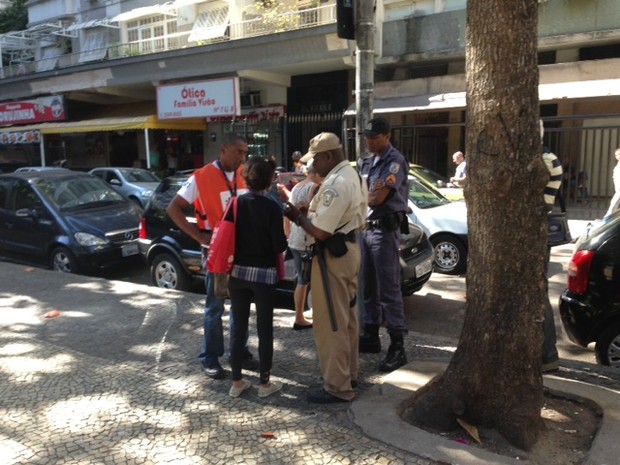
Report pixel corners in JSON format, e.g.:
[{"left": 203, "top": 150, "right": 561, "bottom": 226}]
[{"left": 323, "top": 233, "right": 348, "bottom": 257}]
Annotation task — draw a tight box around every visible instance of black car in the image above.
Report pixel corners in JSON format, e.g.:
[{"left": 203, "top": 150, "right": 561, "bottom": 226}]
[
  {"left": 138, "top": 173, "right": 434, "bottom": 299},
  {"left": 0, "top": 170, "right": 142, "bottom": 273},
  {"left": 559, "top": 212, "right": 620, "bottom": 366}
]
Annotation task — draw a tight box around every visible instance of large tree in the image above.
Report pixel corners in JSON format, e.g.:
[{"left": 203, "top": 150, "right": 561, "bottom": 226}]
[{"left": 408, "top": 0, "right": 549, "bottom": 450}]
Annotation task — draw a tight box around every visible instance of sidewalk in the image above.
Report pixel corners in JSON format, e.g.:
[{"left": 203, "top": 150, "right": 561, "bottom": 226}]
[{"left": 1, "top": 240, "right": 619, "bottom": 464}]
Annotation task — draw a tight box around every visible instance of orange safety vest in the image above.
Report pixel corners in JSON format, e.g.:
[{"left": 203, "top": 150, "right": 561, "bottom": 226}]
[{"left": 193, "top": 161, "right": 247, "bottom": 231}]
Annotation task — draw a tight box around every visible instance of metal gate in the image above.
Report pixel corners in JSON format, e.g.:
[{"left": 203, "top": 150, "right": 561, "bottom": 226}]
[
  {"left": 544, "top": 117, "right": 620, "bottom": 210},
  {"left": 284, "top": 112, "right": 344, "bottom": 170}
]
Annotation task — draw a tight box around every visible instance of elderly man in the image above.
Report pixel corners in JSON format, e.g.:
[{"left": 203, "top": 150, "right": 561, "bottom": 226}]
[{"left": 449, "top": 151, "right": 467, "bottom": 187}]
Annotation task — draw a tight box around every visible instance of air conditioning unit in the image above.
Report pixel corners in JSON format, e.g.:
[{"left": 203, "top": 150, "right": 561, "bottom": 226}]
[{"left": 240, "top": 91, "right": 262, "bottom": 108}]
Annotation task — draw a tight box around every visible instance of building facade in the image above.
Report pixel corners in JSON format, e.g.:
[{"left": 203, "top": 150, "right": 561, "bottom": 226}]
[{"left": 0, "top": 0, "right": 618, "bottom": 206}]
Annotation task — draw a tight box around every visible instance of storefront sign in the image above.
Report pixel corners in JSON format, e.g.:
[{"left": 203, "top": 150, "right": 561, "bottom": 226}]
[
  {"left": 0, "top": 96, "right": 66, "bottom": 126},
  {"left": 0, "top": 130, "right": 41, "bottom": 145},
  {"left": 206, "top": 105, "right": 286, "bottom": 123},
  {"left": 157, "top": 77, "right": 240, "bottom": 119}
]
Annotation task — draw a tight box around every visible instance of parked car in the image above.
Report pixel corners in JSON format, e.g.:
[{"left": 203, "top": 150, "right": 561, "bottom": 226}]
[
  {"left": 14, "top": 166, "right": 70, "bottom": 173},
  {"left": 407, "top": 175, "right": 469, "bottom": 274},
  {"left": 89, "top": 167, "right": 160, "bottom": 208},
  {"left": 407, "top": 174, "right": 572, "bottom": 274},
  {"left": 138, "top": 173, "right": 434, "bottom": 299},
  {"left": 410, "top": 164, "right": 464, "bottom": 201},
  {"left": 559, "top": 211, "right": 620, "bottom": 366},
  {"left": 0, "top": 170, "right": 142, "bottom": 273}
]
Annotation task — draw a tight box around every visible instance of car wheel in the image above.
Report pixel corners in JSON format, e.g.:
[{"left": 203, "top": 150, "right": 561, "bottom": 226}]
[
  {"left": 595, "top": 323, "right": 620, "bottom": 367},
  {"left": 51, "top": 246, "right": 80, "bottom": 274},
  {"left": 151, "top": 252, "right": 190, "bottom": 291},
  {"left": 430, "top": 234, "right": 467, "bottom": 274}
]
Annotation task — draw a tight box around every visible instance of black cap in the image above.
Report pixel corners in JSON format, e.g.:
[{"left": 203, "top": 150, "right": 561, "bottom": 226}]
[{"left": 361, "top": 118, "right": 391, "bottom": 136}]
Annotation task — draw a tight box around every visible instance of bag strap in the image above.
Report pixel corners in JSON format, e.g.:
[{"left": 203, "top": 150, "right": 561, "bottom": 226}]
[{"left": 222, "top": 195, "right": 238, "bottom": 223}]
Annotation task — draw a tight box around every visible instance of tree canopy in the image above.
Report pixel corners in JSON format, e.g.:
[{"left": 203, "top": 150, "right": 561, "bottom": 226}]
[{"left": 0, "top": 0, "right": 28, "bottom": 34}]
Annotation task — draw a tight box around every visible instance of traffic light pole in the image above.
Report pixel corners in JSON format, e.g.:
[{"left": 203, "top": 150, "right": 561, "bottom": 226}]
[{"left": 355, "top": 0, "right": 375, "bottom": 160}]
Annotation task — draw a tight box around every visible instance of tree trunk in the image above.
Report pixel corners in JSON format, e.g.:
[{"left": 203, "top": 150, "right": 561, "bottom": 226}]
[{"left": 408, "top": 0, "right": 549, "bottom": 451}]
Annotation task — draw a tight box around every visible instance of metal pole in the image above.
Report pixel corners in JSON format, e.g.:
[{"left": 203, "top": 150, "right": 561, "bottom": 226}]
[
  {"left": 144, "top": 128, "right": 151, "bottom": 169},
  {"left": 355, "top": 0, "right": 375, "bottom": 161},
  {"left": 39, "top": 133, "right": 46, "bottom": 166}
]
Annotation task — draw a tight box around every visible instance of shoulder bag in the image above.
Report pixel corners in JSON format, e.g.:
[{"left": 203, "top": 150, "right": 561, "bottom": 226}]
[{"left": 206, "top": 197, "right": 238, "bottom": 298}]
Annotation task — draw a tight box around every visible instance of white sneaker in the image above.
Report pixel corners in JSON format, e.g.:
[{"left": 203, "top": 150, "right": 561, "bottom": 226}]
[
  {"left": 229, "top": 379, "right": 252, "bottom": 398},
  {"left": 258, "top": 380, "right": 283, "bottom": 398}
]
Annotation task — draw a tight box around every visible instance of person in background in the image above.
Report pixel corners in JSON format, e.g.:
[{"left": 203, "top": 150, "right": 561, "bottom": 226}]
[
  {"left": 149, "top": 142, "right": 161, "bottom": 171},
  {"left": 166, "top": 134, "right": 258, "bottom": 380},
  {"left": 166, "top": 145, "right": 177, "bottom": 175},
  {"left": 358, "top": 118, "right": 410, "bottom": 373},
  {"left": 604, "top": 148, "right": 620, "bottom": 219},
  {"left": 292, "top": 150, "right": 307, "bottom": 175},
  {"left": 540, "top": 120, "right": 564, "bottom": 373},
  {"left": 228, "top": 156, "right": 288, "bottom": 398},
  {"left": 284, "top": 132, "right": 367, "bottom": 403},
  {"left": 285, "top": 159, "right": 322, "bottom": 330},
  {"left": 449, "top": 151, "right": 467, "bottom": 187}
]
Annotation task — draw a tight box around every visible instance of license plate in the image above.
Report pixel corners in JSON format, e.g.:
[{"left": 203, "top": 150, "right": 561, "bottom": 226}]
[
  {"left": 415, "top": 257, "right": 433, "bottom": 277},
  {"left": 122, "top": 243, "right": 139, "bottom": 257}
]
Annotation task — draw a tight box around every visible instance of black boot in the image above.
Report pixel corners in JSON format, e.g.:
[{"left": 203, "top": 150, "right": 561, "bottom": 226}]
[
  {"left": 379, "top": 333, "right": 407, "bottom": 372},
  {"left": 359, "top": 324, "right": 381, "bottom": 353}
]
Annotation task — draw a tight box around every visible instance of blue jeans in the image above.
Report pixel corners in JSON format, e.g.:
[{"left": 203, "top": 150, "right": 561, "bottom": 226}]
[{"left": 199, "top": 271, "right": 249, "bottom": 368}]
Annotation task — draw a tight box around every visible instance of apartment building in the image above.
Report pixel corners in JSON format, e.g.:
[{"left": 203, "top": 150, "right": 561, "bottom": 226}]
[{"left": 0, "top": 0, "right": 619, "bottom": 205}]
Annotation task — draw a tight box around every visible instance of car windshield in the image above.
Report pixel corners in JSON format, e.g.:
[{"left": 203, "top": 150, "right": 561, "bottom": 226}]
[
  {"left": 408, "top": 176, "right": 451, "bottom": 209},
  {"left": 411, "top": 165, "right": 450, "bottom": 188},
  {"left": 36, "top": 176, "right": 126, "bottom": 210},
  {"left": 119, "top": 169, "right": 160, "bottom": 183}
]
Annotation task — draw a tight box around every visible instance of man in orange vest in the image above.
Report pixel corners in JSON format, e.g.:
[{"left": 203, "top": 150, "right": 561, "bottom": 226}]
[{"left": 167, "top": 134, "right": 257, "bottom": 379}]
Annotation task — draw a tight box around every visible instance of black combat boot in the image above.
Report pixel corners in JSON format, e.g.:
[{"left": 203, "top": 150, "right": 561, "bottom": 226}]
[
  {"left": 359, "top": 324, "right": 381, "bottom": 353},
  {"left": 379, "top": 333, "right": 407, "bottom": 372}
]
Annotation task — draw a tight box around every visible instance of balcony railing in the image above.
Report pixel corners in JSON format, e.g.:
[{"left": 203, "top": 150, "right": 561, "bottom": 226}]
[{"left": 0, "top": 3, "right": 336, "bottom": 80}]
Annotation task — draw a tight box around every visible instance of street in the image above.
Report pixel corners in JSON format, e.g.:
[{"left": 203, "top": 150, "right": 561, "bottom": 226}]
[{"left": 101, "top": 241, "right": 598, "bottom": 368}]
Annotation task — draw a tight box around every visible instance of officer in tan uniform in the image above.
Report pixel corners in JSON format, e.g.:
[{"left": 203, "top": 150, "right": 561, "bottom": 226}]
[{"left": 284, "top": 132, "right": 367, "bottom": 403}]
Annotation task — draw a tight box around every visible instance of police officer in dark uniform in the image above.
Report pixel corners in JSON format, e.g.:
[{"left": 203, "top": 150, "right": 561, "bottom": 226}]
[{"left": 358, "top": 118, "right": 410, "bottom": 372}]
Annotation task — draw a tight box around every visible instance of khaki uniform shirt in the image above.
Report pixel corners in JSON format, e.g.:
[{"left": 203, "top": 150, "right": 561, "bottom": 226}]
[{"left": 308, "top": 160, "right": 367, "bottom": 241}]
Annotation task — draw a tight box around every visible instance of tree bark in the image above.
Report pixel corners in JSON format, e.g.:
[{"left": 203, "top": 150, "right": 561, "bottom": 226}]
[{"left": 408, "top": 0, "right": 549, "bottom": 451}]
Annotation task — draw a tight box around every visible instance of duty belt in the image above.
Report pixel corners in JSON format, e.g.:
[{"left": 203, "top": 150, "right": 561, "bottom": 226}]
[{"left": 365, "top": 212, "right": 403, "bottom": 230}]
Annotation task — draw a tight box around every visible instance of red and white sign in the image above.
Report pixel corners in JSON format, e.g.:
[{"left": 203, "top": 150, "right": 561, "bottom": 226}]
[
  {"left": 157, "top": 77, "right": 240, "bottom": 120},
  {"left": 0, "top": 96, "right": 66, "bottom": 126}
]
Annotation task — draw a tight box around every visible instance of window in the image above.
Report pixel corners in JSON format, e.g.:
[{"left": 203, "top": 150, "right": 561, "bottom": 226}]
[
  {"left": 12, "top": 182, "right": 43, "bottom": 212},
  {"left": 79, "top": 31, "right": 108, "bottom": 63},
  {"left": 126, "top": 14, "right": 178, "bottom": 53},
  {"left": 188, "top": 5, "right": 229, "bottom": 42}
]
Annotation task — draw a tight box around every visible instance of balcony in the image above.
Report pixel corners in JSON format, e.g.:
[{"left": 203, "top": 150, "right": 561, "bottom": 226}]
[{"left": 0, "top": 3, "right": 336, "bottom": 80}]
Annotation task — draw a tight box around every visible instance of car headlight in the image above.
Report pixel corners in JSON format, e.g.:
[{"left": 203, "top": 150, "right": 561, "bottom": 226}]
[{"left": 74, "top": 232, "right": 108, "bottom": 247}]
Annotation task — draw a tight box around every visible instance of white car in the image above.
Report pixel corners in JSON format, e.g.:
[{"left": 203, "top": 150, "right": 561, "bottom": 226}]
[
  {"left": 89, "top": 167, "right": 160, "bottom": 208},
  {"left": 406, "top": 175, "right": 468, "bottom": 274}
]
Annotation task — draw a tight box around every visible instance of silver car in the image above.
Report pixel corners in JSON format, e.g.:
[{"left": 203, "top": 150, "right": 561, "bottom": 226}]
[{"left": 89, "top": 167, "right": 160, "bottom": 208}]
